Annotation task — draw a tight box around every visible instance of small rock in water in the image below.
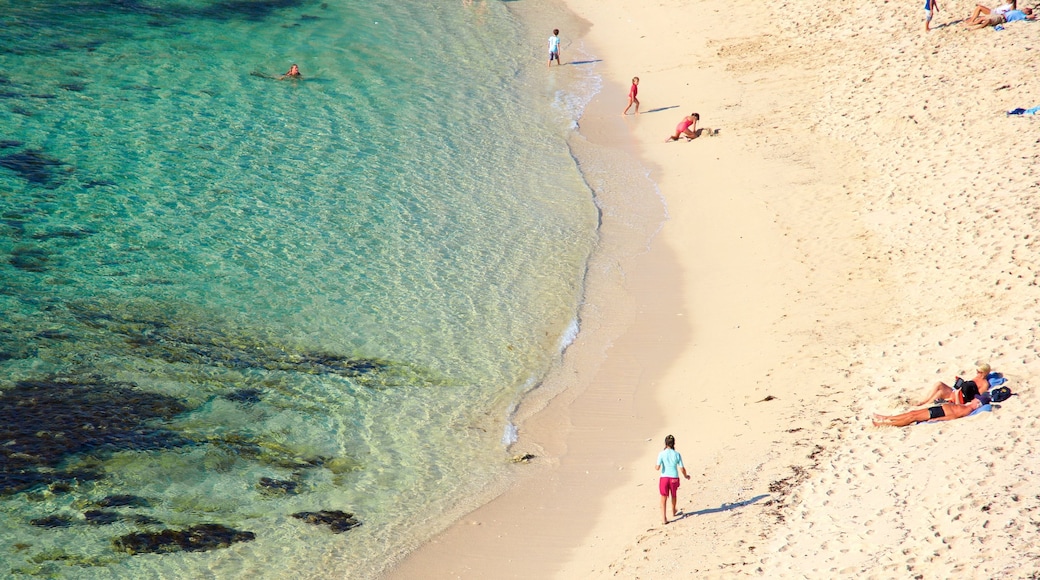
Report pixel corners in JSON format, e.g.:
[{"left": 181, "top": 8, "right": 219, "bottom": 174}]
[
  {"left": 511, "top": 453, "right": 536, "bottom": 463},
  {"left": 291, "top": 510, "right": 361, "bottom": 533},
  {"left": 257, "top": 477, "right": 299, "bottom": 495}
]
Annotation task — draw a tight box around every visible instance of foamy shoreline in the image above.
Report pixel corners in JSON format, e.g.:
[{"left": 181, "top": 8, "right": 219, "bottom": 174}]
[{"left": 388, "top": 0, "right": 1040, "bottom": 577}]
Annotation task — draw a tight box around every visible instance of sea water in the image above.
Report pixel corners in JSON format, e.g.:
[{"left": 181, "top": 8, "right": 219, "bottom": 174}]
[{"left": 0, "top": 0, "right": 601, "bottom": 577}]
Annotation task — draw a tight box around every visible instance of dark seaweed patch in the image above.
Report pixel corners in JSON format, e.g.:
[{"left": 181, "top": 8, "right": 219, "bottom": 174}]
[
  {"left": 10, "top": 246, "right": 50, "bottom": 272},
  {"left": 34, "top": 329, "right": 72, "bottom": 340},
  {"left": 84, "top": 510, "right": 121, "bottom": 525},
  {"left": 199, "top": 0, "right": 305, "bottom": 21},
  {"left": 0, "top": 378, "right": 190, "bottom": 495},
  {"left": 113, "top": 524, "right": 256, "bottom": 554},
  {"left": 30, "top": 515, "right": 74, "bottom": 528},
  {"left": 0, "top": 140, "right": 22, "bottom": 148},
  {"left": 59, "top": 83, "right": 86, "bottom": 92},
  {"left": 257, "top": 477, "right": 298, "bottom": 496},
  {"left": 291, "top": 510, "right": 361, "bottom": 533},
  {"left": 0, "top": 149, "right": 67, "bottom": 187},
  {"left": 31, "top": 227, "right": 96, "bottom": 240},
  {"left": 224, "top": 388, "right": 262, "bottom": 405},
  {"left": 97, "top": 494, "right": 151, "bottom": 508}
]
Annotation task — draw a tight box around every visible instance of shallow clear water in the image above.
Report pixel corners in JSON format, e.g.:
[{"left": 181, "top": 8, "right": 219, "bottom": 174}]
[{"left": 0, "top": 0, "right": 599, "bottom": 577}]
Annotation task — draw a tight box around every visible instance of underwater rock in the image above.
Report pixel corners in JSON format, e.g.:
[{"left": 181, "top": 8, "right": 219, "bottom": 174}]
[
  {"left": 291, "top": 510, "right": 361, "bottom": 533},
  {"left": 83, "top": 510, "right": 121, "bottom": 525},
  {"left": 0, "top": 149, "right": 67, "bottom": 188},
  {"left": 132, "top": 515, "right": 163, "bottom": 525},
  {"left": 257, "top": 477, "right": 298, "bottom": 496},
  {"left": 0, "top": 378, "right": 190, "bottom": 496},
  {"left": 9, "top": 246, "right": 50, "bottom": 272},
  {"left": 59, "top": 83, "right": 86, "bottom": 92},
  {"left": 34, "top": 329, "right": 72, "bottom": 340},
  {"left": 29, "top": 515, "right": 73, "bottom": 528},
  {"left": 511, "top": 453, "right": 536, "bottom": 463},
  {"left": 97, "top": 494, "right": 151, "bottom": 508},
  {"left": 113, "top": 523, "right": 256, "bottom": 554},
  {"left": 31, "top": 227, "right": 96, "bottom": 240},
  {"left": 224, "top": 388, "right": 262, "bottom": 405}
]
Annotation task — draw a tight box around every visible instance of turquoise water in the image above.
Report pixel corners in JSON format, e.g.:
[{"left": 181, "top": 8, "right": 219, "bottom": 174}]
[{"left": 0, "top": 0, "right": 599, "bottom": 577}]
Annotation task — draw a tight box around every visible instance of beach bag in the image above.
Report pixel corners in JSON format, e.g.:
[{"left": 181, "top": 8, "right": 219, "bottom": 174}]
[{"left": 990, "top": 386, "right": 1013, "bottom": 403}]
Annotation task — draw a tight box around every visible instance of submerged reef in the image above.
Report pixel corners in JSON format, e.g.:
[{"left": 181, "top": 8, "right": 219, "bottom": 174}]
[
  {"left": 0, "top": 148, "right": 68, "bottom": 188},
  {"left": 0, "top": 377, "right": 190, "bottom": 496},
  {"left": 66, "top": 299, "right": 440, "bottom": 388},
  {"left": 113, "top": 524, "right": 256, "bottom": 554}
]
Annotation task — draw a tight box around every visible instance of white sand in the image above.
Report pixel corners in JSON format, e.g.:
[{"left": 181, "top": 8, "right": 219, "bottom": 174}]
[{"left": 388, "top": 0, "right": 1040, "bottom": 577}]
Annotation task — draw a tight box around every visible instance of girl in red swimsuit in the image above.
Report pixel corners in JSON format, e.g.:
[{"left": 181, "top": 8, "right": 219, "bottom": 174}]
[
  {"left": 666, "top": 113, "right": 699, "bottom": 141},
  {"left": 623, "top": 77, "right": 640, "bottom": 115}
]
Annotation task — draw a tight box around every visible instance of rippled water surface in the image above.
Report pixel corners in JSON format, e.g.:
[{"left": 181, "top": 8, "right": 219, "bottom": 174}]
[{"left": 0, "top": 0, "right": 599, "bottom": 576}]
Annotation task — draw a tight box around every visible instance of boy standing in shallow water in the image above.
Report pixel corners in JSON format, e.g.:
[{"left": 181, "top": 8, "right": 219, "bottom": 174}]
[
  {"left": 655, "top": 434, "right": 691, "bottom": 525},
  {"left": 548, "top": 29, "right": 561, "bottom": 67},
  {"left": 623, "top": 77, "right": 640, "bottom": 115}
]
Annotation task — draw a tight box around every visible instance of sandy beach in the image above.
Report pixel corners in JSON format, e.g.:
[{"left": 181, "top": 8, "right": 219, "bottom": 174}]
[{"left": 388, "top": 0, "right": 1040, "bottom": 577}]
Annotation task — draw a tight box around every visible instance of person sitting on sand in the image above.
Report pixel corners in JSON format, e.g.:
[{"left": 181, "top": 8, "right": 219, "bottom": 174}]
[
  {"left": 966, "top": 6, "right": 1035, "bottom": 28},
  {"left": 914, "top": 362, "right": 991, "bottom": 406},
  {"left": 873, "top": 397, "right": 984, "bottom": 427},
  {"left": 280, "top": 64, "right": 301, "bottom": 79},
  {"left": 666, "top": 113, "right": 700, "bottom": 142}
]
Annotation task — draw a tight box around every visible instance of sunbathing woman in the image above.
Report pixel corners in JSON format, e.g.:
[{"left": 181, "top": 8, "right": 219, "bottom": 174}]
[
  {"left": 914, "top": 363, "right": 990, "bottom": 406},
  {"left": 873, "top": 398, "right": 983, "bottom": 427}
]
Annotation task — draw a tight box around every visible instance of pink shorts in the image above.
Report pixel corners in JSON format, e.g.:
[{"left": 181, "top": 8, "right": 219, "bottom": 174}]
[{"left": 659, "top": 477, "right": 680, "bottom": 497}]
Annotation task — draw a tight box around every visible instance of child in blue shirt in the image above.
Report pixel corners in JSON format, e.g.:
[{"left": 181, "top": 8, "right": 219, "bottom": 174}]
[{"left": 655, "top": 434, "right": 691, "bottom": 524}]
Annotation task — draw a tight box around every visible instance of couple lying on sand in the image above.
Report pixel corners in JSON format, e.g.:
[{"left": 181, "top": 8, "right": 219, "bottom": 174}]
[{"left": 873, "top": 363, "right": 994, "bottom": 427}]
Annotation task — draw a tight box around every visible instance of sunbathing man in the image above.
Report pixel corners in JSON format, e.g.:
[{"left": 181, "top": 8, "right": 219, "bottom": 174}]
[
  {"left": 914, "top": 362, "right": 991, "bottom": 406},
  {"left": 873, "top": 397, "right": 983, "bottom": 427},
  {"left": 966, "top": 6, "right": 1035, "bottom": 28},
  {"left": 964, "top": 1, "right": 1016, "bottom": 25}
]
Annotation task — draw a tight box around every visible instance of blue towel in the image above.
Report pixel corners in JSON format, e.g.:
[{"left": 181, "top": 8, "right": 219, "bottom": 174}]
[
  {"left": 969, "top": 404, "right": 993, "bottom": 416},
  {"left": 987, "top": 372, "right": 1006, "bottom": 387}
]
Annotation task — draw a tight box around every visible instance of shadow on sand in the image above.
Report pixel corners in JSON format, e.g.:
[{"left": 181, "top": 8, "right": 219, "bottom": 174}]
[
  {"left": 690, "top": 494, "right": 769, "bottom": 516},
  {"left": 641, "top": 105, "right": 680, "bottom": 114}
]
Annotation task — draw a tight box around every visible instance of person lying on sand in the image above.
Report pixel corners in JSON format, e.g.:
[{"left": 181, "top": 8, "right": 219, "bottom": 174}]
[
  {"left": 964, "top": 1, "right": 1016, "bottom": 25},
  {"left": 914, "top": 362, "right": 991, "bottom": 406},
  {"left": 873, "top": 398, "right": 983, "bottom": 427},
  {"left": 965, "top": 6, "right": 1035, "bottom": 28}
]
